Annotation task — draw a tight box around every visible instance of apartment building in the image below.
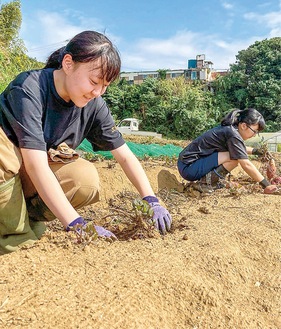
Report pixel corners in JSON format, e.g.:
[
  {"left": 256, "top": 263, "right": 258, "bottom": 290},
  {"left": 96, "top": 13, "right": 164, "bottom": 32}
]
[{"left": 120, "top": 54, "right": 228, "bottom": 84}]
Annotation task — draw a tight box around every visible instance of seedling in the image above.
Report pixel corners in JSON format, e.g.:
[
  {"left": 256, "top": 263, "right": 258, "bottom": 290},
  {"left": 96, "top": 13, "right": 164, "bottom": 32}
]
[
  {"left": 81, "top": 152, "right": 105, "bottom": 162},
  {"left": 69, "top": 221, "right": 99, "bottom": 246}
]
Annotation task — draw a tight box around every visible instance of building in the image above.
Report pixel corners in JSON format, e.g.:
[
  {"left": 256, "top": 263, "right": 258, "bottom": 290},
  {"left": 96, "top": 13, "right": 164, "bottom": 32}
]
[
  {"left": 120, "top": 54, "right": 228, "bottom": 84},
  {"left": 120, "top": 69, "right": 186, "bottom": 85},
  {"left": 185, "top": 54, "right": 213, "bottom": 81}
]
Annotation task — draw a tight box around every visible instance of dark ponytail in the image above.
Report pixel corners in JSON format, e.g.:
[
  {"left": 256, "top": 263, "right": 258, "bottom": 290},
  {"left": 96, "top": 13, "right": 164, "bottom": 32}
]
[
  {"left": 221, "top": 108, "right": 265, "bottom": 131},
  {"left": 44, "top": 30, "right": 121, "bottom": 82},
  {"left": 44, "top": 47, "right": 65, "bottom": 69}
]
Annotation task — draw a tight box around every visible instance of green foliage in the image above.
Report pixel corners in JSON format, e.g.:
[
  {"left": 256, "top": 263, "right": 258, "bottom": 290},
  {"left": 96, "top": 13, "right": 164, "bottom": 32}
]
[
  {"left": 0, "top": 1, "right": 44, "bottom": 92},
  {"left": 105, "top": 76, "right": 223, "bottom": 139},
  {"left": 132, "top": 199, "right": 154, "bottom": 219},
  {"left": 80, "top": 152, "right": 105, "bottom": 162},
  {"left": 107, "top": 43, "right": 281, "bottom": 138},
  {"left": 0, "top": 45, "right": 44, "bottom": 92},
  {"left": 157, "top": 69, "right": 168, "bottom": 80},
  {"left": 0, "top": 0, "right": 21, "bottom": 49},
  {"left": 103, "top": 78, "right": 141, "bottom": 120},
  {"left": 68, "top": 221, "right": 98, "bottom": 246},
  {"left": 213, "top": 37, "right": 281, "bottom": 131}
]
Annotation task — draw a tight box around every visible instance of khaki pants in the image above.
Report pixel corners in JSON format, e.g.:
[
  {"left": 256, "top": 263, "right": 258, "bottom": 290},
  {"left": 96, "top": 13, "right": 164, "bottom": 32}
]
[
  {"left": 23, "top": 158, "right": 100, "bottom": 221},
  {"left": 0, "top": 128, "right": 22, "bottom": 183},
  {"left": 0, "top": 127, "right": 100, "bottom": 253}
]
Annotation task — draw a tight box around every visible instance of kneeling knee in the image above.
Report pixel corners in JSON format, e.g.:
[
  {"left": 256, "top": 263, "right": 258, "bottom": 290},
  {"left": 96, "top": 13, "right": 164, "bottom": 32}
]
[{"left": 67, "top": 161, "right": 100, "bottom": 208}]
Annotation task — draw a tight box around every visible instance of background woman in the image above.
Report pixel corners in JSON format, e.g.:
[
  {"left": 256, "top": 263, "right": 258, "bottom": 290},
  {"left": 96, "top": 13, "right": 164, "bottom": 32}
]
[{"left": 177, "top": 108, "right": 277, "bottom": 194}]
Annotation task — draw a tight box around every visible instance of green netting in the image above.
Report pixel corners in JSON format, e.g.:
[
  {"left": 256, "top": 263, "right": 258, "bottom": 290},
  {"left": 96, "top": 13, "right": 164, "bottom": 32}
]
[{"left": 77, "top": 139, "right": 183, "bottom": 159}]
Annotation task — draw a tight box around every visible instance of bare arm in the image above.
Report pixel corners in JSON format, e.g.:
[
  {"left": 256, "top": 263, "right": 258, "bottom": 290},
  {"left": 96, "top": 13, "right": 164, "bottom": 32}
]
[
  {"left": 111, "top": 144, "right": 155, "bottom": 198},
  {"left": 246, "top": 146, "right": 254, "bottom": 154},
  {"left": 112, "top": 144, "right": 172, "bottom": 234},
  {"left": 238, "top": 158, "right": 264, "bottom": 182},
  {"left": 20, "top": 148, "right": 80, "bottom": 228}
]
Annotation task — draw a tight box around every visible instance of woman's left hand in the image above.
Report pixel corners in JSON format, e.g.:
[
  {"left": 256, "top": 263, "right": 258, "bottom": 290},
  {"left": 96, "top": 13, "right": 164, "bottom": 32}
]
[{"left": 264, "top": 185, "right": 279, "bottom": 194}]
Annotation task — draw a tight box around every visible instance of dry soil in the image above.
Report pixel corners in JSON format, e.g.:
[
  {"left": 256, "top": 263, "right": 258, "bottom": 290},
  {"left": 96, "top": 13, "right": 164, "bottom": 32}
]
[{"left": 0, "top": 138, "right": 280, "bottom": 329}]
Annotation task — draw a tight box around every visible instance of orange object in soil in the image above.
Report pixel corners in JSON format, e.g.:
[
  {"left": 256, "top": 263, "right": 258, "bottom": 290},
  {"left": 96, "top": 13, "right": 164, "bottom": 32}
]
[{"left": 267, "top": 159, "right": 277, "bottom": 181}]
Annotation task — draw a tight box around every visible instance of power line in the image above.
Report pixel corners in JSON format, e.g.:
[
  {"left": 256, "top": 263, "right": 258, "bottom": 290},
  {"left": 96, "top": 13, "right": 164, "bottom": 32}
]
[{"left": 28, "top": 39, "right": 70, "bottom": 53}]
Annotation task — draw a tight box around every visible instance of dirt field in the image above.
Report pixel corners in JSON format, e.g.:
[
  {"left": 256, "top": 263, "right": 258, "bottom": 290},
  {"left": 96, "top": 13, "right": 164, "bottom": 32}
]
[{"left": 1, "top": 137, "right": 280, "bottom": 329}]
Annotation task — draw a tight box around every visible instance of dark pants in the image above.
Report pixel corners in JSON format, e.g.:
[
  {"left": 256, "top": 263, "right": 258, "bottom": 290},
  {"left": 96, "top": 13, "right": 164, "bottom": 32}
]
[{"left": 177, "top": 152, "right": 219, "bottom": 181}]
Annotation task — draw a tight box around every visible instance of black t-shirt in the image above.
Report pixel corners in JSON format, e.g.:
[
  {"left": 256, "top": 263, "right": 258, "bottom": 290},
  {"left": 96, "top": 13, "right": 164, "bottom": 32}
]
[
  {"left": 0, "top": 68, "right": 125, "bottom": 152},
  {"left": 179, "top": 125, "right": 248, "bottom": 165}
]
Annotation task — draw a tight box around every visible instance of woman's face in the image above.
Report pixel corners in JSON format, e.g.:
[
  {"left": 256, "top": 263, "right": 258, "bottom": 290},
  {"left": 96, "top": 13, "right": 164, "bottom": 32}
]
[
  {"left": 238, "top": 122, "right": 260, "bottom": 140},
  {"left": 62, "top": 56, "right": 110, "bottom": 107}
]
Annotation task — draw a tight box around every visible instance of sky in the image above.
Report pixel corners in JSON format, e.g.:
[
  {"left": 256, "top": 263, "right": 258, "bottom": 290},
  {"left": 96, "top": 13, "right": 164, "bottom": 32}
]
[{"left": 5, "top": 0, "right": 281, "bottom": 71}]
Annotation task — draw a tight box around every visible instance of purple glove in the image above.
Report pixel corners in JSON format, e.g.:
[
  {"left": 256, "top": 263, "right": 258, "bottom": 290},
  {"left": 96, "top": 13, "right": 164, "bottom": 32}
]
[
  {"left": 94, "top": 225, "right": 117, "bottom": 239},
  {"left": 143, "top": 196, "right": 172, "bottom": 234},
  {"left": 66, "top": 217, "right": 117, "bottom": 240}
]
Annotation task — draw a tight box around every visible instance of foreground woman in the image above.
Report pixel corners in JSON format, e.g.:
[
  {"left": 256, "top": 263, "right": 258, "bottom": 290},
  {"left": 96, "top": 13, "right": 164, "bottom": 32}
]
[{"left": 0, "top": 30, "right": 171, "bottom": 254}]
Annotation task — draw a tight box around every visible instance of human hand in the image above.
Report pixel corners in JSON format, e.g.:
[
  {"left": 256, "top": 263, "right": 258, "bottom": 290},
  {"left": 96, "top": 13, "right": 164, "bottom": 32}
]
[
  {"left": 143, "top": 196, "right": 172, "bottom": 234},
  {"left": 264, "top": 185, "right": 278, "bottom": 194},
  {"left": 252, "top": 148, "right": 263, "bottom": 156},
  {"left": 94, "top": 225, "right": 117, "bottom": 240},
  {"left": 66, "top": 217, "right": 117, "bottom": 240},
  {"left": 252, "top": 148, "right": 272, "bottom": 160}
]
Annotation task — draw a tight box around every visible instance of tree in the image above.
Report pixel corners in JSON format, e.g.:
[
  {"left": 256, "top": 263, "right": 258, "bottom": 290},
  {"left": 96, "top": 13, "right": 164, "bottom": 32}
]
[
  {"left": 103, "top": 78, "right": 142, "bottom": 121},
  {"left": 157, "top": 69, "right": 168, "bottom": 80},
  {"left": 105, "top": 76, "right": 223, "bottom": 139},
  {"left": 0, "top": 0, "right": 22, "bottom": 49},
  {"left": 0, "top": 1, "right": 43, "bottom": 92},
  {"left": 213, "top": 38, "right": 281, "bottom": 131}
]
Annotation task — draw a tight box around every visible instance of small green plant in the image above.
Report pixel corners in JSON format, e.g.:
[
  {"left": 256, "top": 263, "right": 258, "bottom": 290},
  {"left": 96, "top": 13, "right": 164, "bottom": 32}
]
[
  {"left": 81, "top": 152, "right": 105, "bottom": 162},
  {"left": 69, "top": 222, "right": 98, "bottom": 246},
  {"left": 160, "top": 155, "right": 178, "bottom": 166},
  {"left": 129, "top": 198, "right": 157, "bottom": 238},
  {"left": 132, "top": 198, "right": 154, "bottom": 220},
  {"left": 253, "top": 139, "right": 274, "bottom": 162}
]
